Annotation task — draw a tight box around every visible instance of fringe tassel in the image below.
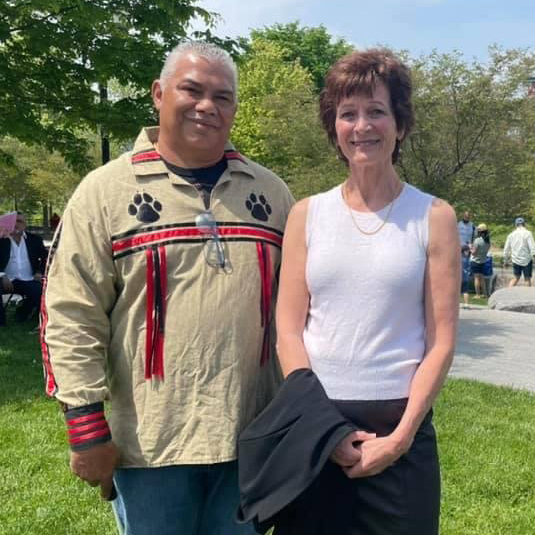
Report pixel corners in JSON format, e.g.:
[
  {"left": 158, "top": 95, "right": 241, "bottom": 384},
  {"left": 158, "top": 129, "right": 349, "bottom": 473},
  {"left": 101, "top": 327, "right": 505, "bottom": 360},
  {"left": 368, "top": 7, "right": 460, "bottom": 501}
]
[
  {"left": 256, "top": 242, "right": 273, "bottom": 366},
  {"left": 145, "top": 246, "right": 167, "bottom": 380}
]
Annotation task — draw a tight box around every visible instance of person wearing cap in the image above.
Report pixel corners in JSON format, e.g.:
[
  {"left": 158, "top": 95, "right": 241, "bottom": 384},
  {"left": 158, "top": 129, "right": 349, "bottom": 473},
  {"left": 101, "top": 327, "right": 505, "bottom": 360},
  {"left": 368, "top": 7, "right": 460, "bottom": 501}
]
[
  {"left": 470, "top": 223, "right": 491, "bottom": 298},
  {"left": 503, "top": 217, "right": 535, "bottom": 287}
]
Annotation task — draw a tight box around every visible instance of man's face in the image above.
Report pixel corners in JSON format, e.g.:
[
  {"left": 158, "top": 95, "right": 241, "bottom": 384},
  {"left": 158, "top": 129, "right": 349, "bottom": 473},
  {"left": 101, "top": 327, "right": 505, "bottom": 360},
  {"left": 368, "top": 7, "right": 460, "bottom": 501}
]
[
  {"left": 152, "top": 53, "right": 237, "bottom": 162},
  {"left": 462, "top": 211, "right": 470, "bottom": 223},
  {"left": 13, "top": 214, "right": 26, "bottom": 236}
]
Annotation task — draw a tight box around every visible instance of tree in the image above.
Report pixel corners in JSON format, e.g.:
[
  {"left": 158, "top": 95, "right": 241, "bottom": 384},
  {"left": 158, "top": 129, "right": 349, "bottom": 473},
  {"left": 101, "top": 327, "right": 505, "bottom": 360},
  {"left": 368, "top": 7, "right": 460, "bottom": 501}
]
[
  {"left": 0, "top": 136, "right": 82, "bottom": 220},
  {"left": 0, "top": 1, "right": 219, "bottom": 168},
  {"left": 398, "top": 48, "right": 535, "bottom": 221},
  {"left": 245, "top": 22, "right": 352, "bottom": 93},
  {"left": 232, "top": 38, "right": 344, "bottom": 198}
]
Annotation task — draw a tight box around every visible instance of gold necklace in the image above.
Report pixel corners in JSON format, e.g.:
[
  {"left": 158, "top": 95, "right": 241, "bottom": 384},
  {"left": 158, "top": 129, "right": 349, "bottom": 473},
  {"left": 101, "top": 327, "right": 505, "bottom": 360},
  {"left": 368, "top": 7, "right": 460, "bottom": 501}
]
[{"left": 341, "top": 182, "right": 402, "bottom": 236}]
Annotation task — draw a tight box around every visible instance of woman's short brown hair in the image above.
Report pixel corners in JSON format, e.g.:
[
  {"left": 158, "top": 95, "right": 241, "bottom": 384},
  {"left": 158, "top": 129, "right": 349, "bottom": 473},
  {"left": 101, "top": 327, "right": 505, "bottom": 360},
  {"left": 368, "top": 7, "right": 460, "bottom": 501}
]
[{"left": 319, "top": 48, "right": 414, "bottom": 164}]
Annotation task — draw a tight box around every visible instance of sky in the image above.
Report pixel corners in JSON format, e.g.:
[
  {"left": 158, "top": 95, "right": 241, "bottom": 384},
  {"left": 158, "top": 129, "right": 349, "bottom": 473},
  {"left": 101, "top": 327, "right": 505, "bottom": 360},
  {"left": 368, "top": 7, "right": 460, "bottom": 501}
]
[{"left": 191, "top": 0, "right": 535, "bottom": 63}]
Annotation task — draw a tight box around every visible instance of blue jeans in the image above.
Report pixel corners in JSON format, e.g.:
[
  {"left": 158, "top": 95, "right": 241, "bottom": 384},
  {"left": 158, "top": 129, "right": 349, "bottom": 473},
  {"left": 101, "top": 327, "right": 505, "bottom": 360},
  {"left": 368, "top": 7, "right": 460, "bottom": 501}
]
[{"left": 112, "top": 461, "right": 256, "bottom": 535}]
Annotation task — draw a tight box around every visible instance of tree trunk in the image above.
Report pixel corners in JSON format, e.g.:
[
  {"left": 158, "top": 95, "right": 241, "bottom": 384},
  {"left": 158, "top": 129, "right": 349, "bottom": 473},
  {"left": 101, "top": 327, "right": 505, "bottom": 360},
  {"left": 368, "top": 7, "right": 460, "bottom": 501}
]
[{"left": 100, "top": 83, "right": 110, "bottom": 164}]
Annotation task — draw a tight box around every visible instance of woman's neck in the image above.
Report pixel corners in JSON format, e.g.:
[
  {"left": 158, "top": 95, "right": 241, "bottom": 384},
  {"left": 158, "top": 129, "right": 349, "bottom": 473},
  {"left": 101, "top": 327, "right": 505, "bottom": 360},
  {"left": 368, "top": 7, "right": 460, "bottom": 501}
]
[{"left": 344, "top": 162, "right": 402, "bottom": 212}]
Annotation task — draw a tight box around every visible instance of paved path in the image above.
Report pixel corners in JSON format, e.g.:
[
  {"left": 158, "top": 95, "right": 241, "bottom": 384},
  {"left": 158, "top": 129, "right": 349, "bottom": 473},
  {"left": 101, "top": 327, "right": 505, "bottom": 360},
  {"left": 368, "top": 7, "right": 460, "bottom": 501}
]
[{"left": 451, "top": 306, "right": 535, "bottom": 392}]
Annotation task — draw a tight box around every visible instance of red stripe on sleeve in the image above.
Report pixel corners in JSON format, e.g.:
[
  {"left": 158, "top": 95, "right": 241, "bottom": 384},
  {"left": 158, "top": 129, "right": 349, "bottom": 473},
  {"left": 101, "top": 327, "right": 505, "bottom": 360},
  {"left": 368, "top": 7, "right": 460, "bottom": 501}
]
[
  {"left": 69, "top": 427, "right": 111, "bottom": 445},
  {"left": 66, "top": 411, "right": 106, "bottom": 426},
  {"left": 68, "top": 420, "right": 109, "bottom": 436}
]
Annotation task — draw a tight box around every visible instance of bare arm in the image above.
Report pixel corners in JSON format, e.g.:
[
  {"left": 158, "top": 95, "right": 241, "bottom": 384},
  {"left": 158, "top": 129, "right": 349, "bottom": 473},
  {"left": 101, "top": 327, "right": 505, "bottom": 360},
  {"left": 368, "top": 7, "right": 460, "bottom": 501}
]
[
  {"left": 275, "top": 198, "right": 312, "bottom": 377},
  {"left": 345, "top": 198, "right": 460, "bottom": 478},
  {"left": 503, "top": 235, "right": 511, "bottom": 264},
  {"left": 391, "top": 198, "right": 460, "bottom": 447}
]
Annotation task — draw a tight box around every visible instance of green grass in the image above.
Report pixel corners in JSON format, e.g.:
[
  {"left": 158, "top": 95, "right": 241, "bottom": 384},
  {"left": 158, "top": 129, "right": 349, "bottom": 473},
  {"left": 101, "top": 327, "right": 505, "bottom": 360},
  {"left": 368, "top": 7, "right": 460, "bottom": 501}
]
[
  {"left": 0, "top": 310, "right": 116, "bottom": 534},
  {"left": 436, "top": 379, "right": 535, "bottom": 533},
  {"left": 2, "top": 310, "right": 535, "bottom": 533},
  {"left": 463, "top": 294, "right": 489, "bottom": 307}
]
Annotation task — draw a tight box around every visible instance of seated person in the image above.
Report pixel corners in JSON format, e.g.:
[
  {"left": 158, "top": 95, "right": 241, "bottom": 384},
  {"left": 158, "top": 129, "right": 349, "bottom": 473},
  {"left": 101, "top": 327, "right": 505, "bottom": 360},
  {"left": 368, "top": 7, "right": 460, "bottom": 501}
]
[{"left": 0, "top": 212, "right": 48, "bottom": 325}]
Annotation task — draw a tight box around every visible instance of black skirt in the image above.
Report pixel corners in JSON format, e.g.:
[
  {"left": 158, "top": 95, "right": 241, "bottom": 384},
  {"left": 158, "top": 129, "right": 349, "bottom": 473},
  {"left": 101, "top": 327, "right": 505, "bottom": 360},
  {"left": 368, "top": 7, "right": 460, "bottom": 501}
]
[{"left": 272, "top": 399, "right": 440, "bottom": 535}]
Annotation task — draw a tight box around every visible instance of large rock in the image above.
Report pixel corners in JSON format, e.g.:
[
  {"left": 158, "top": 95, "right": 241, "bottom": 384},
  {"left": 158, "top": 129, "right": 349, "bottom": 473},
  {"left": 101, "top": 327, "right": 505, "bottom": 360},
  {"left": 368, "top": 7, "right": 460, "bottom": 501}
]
[{"left": 488, "top": 287, "right": 535, "bottom": 314}]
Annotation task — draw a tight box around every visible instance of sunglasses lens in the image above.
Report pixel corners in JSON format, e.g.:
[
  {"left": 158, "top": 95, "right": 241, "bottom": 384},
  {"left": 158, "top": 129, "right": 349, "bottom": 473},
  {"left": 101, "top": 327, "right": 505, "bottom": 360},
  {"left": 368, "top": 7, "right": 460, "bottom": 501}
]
[{"left": 204, "top": 239, "right": 225, "bottom": 268}]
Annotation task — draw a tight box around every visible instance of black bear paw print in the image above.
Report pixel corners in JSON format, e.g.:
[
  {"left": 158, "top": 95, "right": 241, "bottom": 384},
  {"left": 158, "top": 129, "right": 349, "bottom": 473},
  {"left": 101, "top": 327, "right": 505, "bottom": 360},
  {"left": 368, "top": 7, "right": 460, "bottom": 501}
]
[
  {"left": 128, "top": 193, "right": 162, "bottom": 223},
  {"left": 245, "top": 193, "right": 272, "bottom": 222}
]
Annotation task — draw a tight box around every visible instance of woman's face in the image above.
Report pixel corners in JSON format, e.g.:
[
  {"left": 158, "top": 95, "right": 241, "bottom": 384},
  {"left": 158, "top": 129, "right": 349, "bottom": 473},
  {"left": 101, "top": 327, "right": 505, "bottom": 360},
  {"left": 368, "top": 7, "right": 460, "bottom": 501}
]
[{"left": 335, "top": 81, "right": 402, "bottom": 168}]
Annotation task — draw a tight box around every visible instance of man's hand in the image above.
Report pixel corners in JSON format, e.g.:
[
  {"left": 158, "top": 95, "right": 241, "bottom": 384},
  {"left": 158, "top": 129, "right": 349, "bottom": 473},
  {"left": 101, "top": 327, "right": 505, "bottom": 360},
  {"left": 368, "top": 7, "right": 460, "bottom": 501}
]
[
  {"left": 330, "top": 430, "right": 376, "bottom": 468},
  {"left": 33, "top": 272, "right": 43, "bottom": 282},
  {"left": 342, "top": 434, "right": 409, "bottom": 479},
  {"left": 70, "top": 441, "right": 120, "bottom": 499},
  {"left": 1, "top": 277, "right": 14, "bottom": 293}
]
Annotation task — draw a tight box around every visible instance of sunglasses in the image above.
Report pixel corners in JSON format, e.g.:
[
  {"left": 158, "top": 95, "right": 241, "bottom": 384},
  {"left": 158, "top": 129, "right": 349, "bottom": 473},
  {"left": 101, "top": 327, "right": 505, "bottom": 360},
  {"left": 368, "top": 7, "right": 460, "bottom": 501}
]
[{"left": 195, "top": 211, "right": 230, "bottom": 271}]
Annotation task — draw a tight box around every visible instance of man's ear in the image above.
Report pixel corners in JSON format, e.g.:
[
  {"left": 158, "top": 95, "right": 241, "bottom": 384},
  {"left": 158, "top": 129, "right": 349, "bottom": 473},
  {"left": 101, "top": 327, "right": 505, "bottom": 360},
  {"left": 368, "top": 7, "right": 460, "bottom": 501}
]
[{"left": 151, "top": 80, "right": 163, "bottom": 110}]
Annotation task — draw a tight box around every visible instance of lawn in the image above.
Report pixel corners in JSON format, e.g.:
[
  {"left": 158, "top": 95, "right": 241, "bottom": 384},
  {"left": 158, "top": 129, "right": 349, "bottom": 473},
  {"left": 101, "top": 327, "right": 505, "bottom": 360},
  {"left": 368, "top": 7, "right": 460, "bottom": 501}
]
[
  {"left": 2, "top": 311, "right": 535, "bottom": 534},
  {"left": 0, "top": 312, "right": 116, "bottom": 534}
]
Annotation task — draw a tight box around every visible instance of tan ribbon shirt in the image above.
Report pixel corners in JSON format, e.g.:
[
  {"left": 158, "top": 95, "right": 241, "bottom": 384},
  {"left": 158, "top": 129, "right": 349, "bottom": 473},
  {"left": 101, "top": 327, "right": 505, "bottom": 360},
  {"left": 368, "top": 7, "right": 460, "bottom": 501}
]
[{"left": 42, "top": 127, "right": 294, "bottom": 467}]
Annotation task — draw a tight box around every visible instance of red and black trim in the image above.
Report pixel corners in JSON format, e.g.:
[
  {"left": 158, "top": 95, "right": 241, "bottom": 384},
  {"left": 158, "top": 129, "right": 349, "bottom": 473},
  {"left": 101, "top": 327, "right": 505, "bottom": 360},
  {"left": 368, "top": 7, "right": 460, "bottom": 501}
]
[
  {"left": 256, "top": 242, "right": 273, "bottom": 366},
  {"left": 131, "top": 149, "right": 162, "bottom": 164},
  {"left": 145, "top": 246, "right": 167, "bottom": 380},
  {"left": 132, "top": 149, "right": 244, "bottom": 165},
  {"left": 64, "top": 402, "right": 112, "bottom": 451},
  {"left": 224, "top": 150, "right": 246, "bottom": 163},
  {"left": 40, "top": 221, "right": 63, "bottom": 397},
  {"left": 111, "top": 222, "right": 283, "bottom": 260}
]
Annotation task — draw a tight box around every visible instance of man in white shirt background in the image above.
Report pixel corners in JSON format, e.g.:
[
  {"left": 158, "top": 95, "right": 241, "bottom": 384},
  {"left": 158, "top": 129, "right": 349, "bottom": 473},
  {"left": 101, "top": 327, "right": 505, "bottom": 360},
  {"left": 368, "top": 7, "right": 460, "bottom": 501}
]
[
  {"left": 0, "top": 212, "right": 48, "bottom": 326},
  {"left": 503, "top": 217, "right": 535, "bottom": 287},
  {"left": 457, "top": 210, "right": 475, "bottom": 246}
]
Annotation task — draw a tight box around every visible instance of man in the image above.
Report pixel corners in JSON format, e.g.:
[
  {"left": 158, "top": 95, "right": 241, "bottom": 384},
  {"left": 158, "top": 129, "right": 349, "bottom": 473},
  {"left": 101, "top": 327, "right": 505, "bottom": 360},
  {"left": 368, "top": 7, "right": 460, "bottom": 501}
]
[
  {"left": 0, "top": 212, "right": 47, "bottom": 326},
  {"left": 41, "top": 42, "right": 294, "bottom": 534},
  {"left": 503, "top": 217, "right": 535, "bottom": 287},
  {"left": 457, "top": 210, "right": 475, "bottom": 246}
]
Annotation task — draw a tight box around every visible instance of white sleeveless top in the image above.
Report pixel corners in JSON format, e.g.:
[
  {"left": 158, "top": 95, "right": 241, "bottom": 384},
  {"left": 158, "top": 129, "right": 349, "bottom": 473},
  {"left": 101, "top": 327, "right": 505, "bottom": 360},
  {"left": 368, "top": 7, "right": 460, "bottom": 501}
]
[{"left": 304, "top": 183, "right": 433, "bottom": 400}]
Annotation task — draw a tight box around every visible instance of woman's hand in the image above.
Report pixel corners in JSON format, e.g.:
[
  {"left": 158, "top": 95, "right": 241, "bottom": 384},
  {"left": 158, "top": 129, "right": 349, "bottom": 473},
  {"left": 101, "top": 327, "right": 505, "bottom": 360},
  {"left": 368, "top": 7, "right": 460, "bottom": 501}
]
[
  {"left": 330, "top": 430, "right": 376, "bottom": 468},
  {"left": 342, "top": 433, "right": 409, "bottom": 478}
]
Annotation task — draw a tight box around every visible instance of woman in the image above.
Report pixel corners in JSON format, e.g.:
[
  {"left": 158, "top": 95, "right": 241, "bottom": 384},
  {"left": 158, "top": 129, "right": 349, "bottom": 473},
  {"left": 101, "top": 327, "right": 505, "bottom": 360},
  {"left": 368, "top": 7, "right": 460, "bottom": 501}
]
[
  {"left": 275, "top": 49, "right": 459, "bottom": 534},
  {"left": 470, "top": 223, "right": 491, "bottom": 298}
]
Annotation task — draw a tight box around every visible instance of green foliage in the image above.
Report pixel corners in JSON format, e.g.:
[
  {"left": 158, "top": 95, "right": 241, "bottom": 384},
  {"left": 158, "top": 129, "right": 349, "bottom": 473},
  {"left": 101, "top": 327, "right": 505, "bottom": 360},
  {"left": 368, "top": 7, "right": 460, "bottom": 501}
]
[
  {"left": 232, "top": 38, "right": 345, "bottom": 199},
  {"left": 0, "top": 0, "right": 216, "bottom": 168},
  {"left": 0, "top": 136, "right": 85, "bottom": 217},
  {"left": 245, "top": 22, "right": 352, "bottom": 93},
  {"left": 399, "top": 48, "right": 535, "bottom": 221}
]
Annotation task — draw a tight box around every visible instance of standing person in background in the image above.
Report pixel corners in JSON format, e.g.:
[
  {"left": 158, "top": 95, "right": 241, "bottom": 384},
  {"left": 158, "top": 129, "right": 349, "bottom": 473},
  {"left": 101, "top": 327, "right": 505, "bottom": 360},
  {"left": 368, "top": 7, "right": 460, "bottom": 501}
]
[
  {"left": 503, "top": 217, "right": 535, "bottom": 287},
  {"left": 0, "top": 212, "right": 48, "bottom": 326},
  {"left": 457, "top": 210, "right": 475, "bottom": 246},
  {"left": 41, "top": 41, "right": 294, "bottom": 535},
  {"left": 460, "top": 244, "right": 471, "bottom": 307},
  {"left": 470, "top": 223, "right": 491, "bottom": 298},
  {"left": 272, "top": 48, "right": 459, "bottom": 534}
]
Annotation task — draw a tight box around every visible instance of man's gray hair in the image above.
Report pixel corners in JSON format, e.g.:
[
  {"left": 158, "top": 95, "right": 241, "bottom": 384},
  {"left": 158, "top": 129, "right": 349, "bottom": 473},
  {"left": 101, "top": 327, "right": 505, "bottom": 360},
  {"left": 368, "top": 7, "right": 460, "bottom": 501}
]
[{"left": 159, "top": 41, "right": 238, "bottom": 96}]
